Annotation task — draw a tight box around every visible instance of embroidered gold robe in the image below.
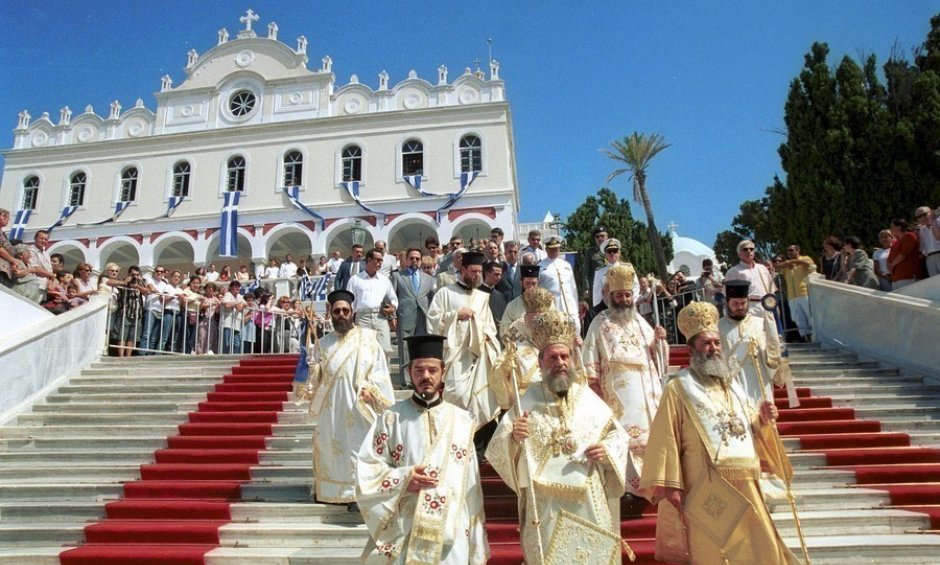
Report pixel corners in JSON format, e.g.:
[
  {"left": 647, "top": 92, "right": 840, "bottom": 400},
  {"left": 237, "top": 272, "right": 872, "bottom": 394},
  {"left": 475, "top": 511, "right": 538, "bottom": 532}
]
[
  {"left": 356, "top": 397, "right": 489, "bottom": 565},
  {"left": 488, "top": 318, "right": 542, "bottom": 411},
  {"left": 308, "top": 326, "right": 394, "bottom": 503},
  {"left": 583, "top": 310, "right": 664, "bottom": 495},
  {"left": 485, "top": 381, "right": 631, "bottom": 564},
  {"left": 639, "top": 369, "right": 799, "bottom": 565},
  {"left": 427, "top": 282, "right": 501, "bottom": 428}
]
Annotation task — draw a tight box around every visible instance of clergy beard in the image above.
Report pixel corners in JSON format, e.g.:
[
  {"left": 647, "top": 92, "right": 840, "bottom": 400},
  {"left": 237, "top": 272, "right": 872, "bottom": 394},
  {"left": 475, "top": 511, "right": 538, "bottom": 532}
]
[
  {"left": 690, "top": 350, "right": 732, "bottom": 386},
  {"left": 608, "top": 302, "right": 635, "bottom": 322},
  {"left": 462, "top": 275, "right": 480, "bottom": 289},
  {"left": 728, "top": 311, "right": 747, "bottom": 321},
  {"left": 543, "top": 366, "right": 571, "bottom": 397},
  {"left": 332, "top": 317, "right": 353, "bottom": 334}
]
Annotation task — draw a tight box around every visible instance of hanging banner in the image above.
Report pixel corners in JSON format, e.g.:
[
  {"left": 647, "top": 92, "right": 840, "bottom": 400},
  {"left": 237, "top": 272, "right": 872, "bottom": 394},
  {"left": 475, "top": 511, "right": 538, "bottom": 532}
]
[
  {"left": 47, "top": 205, "right": 79, "bottom": 234},
  {"left": 9, "top": 209, "right": 31, "bottom": 241},
  {"left": 341, "top": 181, "right": 386, "bottom": 226},
  {"left": 282, "top": 186, "right": 326, "bottom": 230},
  {"left": 219, "top": 191, "right": 240, "bottom": 257},
  {"left": 435, "top": 171, "right": 478, "bottom": 224}
]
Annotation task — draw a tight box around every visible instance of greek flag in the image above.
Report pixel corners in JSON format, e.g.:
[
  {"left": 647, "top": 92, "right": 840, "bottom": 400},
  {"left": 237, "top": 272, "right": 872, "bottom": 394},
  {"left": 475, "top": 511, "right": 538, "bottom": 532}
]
[
  {"left": 9, "top": 209, "right": 31, "bottom": 241},
  {"left": 219, "top": 191, "right": 240, "bottom": 257},
  {"left": 299, "top": 273, "right": 331, "bottom": 301},
  {"left": 47, "top": 205, "right": 79, "bottom": 233},
  {"left": 282, "top": 186, "right": 326, "bottom": 230},
  {"left": 341, "top": 181, "right": 386, "bottom": 225},
  {"left": 165, "top": 195, "right": 184, "bottom": 217},
  {"left": 241, "top": 277, "right": 260, "bottom": 296},
  {"left": 436, "top": 171, "right": 478, "bottom": 223}
]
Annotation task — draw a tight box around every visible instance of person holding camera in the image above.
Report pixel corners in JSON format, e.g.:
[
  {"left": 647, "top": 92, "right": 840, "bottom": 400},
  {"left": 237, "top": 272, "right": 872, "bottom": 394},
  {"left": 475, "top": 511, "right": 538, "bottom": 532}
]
[
  {"left": 110, "top": 266, "right": 149, "bottom": 357},
  {"left": 696, "top": 258, "right": 725, "bottom": 315}
]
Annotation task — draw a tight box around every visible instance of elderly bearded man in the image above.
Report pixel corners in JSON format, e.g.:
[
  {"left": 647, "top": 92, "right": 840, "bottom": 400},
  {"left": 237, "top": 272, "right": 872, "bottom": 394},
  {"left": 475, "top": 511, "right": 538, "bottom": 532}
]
[
  {"left": 357, "top": 335, "right": 490, "bottom": 565},
  {"left": 486, "top": 310, "right": 633, "bottom": 565},
  {"left": 427, "top": 251, "right": 501, "bottom": 429},
  {"left": 304, "top": 290, "right": 395, "bottom": 510},
  {"left": 639, "top": 301, "right": 799, "bottom": 565},
  {"left": 583, "top": 263, "right": 668, "bottom": 496}
]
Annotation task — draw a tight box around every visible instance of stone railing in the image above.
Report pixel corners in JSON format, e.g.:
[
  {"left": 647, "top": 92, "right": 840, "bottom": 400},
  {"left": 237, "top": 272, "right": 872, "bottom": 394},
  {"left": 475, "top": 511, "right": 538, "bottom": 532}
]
[
  {"left": 0, "top": 294, "right": 109, "bottom": 423},
  {"left": 809, "top": 275, "right": 940, "bottom": 380}
]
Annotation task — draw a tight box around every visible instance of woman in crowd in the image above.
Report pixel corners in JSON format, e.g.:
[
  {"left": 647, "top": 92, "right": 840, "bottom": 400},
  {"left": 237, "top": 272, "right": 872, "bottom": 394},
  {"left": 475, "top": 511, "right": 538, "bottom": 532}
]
[
  {"left": 264, "top": 258, "right": 280, "bottom": 279},
  {"left": 218, "top": 265, "right": 232, "bottom": 282},
  {"left": 195, "top": 266, "right": 208, "bottom": 283},
  {"left": 98, "top": 263, "right": 124, "bottom": 290},
  {"left": 840, "top": 236, "right": 879, "bottom": 289},
  {"left": 316, "top": 255, "right": 329, "bottom": 275},
  {"left": 636, "top": 276, "right": 655, "bottom": 325},
  {"left": 872, "top": 229, "right": 895, "bottom": 292},
  {"left": 43, "top": 270, "right": 72, "bottom": 314},
  {"left": 0, "top": 208, "right": 17, "bottom": 289},
  {"left": 236, "top": 265, "right": 251, "bottom": 284},
  {"left": 180, "top": 276, "right": 204, "bottom": 354},
  {"left": 196, "top": 282, "right": 221, "bottom": 354},
  {"left": 888, "top": 218, "right": 926, "bottom": 291},
  {"left": 821, "top": 236, "right": 844, "bottom": 280},
  {"left": 241, "top": 292, "right": 259, "bottom": 353},
  {"left": 68, "top": 263, "right": 98, "bottom": 307},
  {"left": 9, "top": 244, "right": 45, "bottom": 302}
]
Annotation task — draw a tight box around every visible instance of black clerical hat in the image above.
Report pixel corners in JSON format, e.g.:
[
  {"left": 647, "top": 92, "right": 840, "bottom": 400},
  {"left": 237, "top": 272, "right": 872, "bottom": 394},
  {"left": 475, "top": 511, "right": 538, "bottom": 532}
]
[
  {"left": 724, "top": 280, "right": 751, "bottom": 299},
  {"left": 520, "top": 264, "right": 540, "bottom": 279},
  {"left": 327, "top": 289, "right": 355, "bottom": 305},
  {"left": 405, "top": 335, "right": 447, "bottom": 361},
  {"left": 462, "top": 251, "right": 485, "bottom": 266}
]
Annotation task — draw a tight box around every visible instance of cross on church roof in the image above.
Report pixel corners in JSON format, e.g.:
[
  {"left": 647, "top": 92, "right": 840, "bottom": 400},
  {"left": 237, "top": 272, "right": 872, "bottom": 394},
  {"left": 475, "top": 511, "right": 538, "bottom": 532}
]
[
  {"left": 667, "top": 221, "right": 679, "bottom": 234},
  {"left": 240, "top": 9, "right": 260, "bottom": 32}
]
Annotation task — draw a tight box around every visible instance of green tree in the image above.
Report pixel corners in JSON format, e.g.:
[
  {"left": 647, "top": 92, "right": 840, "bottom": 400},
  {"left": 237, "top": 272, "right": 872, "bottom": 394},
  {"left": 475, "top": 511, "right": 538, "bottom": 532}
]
[
  {"left": 604, "top": 133, "right": 671, "bottom": 281},
  {"left": 713, "top": 183, "right": 778, "bottom": 268},
  {"left": 562, "top": 187, "right": 672, "bottom": 292}
]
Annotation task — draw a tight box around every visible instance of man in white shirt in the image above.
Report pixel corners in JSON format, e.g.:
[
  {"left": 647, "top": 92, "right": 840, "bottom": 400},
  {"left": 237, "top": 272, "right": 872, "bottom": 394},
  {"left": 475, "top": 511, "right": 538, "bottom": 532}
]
[
  {"left": 538, "top": 235, "right": 580, "bottom": 335},
  {"left": 591, "top": 238, "right": 639, "bottom": 311},
  {"left": 326, "top": 250, "right": 344, "bottom": 276},
  {"left": 375, "top": 240, "right": 398, "bottom": 276},
  {"left": 520, "top": 229, "right": 547, "bottom": 262},
  {"left": 347, "top": 248, "right": 399, "bottom": 361},
  {"left": 162, "top": 270, "right": 185, "bottom": 352},
  {"left": 204, "top": 264, "right": 220, "bottom": 282},
  {"left": 916, "top": 206, "right": 940, "bottom": 277},
  {"left": 278, "top": 254, "right": 298, "bottom": 278},
  {"left": 220, "top": 280, "right": 246, "bottom": 354},
  {"left": 27, "top": 229, "right": 55, "bottom": 294},
  {"left": 725, "top": 239, "right": 780, "bottom": 343},
  {"left": 139, "top": 266, "right": 174, "bottom": 355}
]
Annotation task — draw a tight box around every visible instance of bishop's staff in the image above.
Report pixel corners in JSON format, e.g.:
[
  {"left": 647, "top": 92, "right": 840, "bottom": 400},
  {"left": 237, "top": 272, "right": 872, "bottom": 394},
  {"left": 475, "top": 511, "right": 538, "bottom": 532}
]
[
  {"left": 751, "top": 341, "right": 811, "bottom": 565},
  {"left": 502, "top": 335, "right": 546, "bottom": 565}
]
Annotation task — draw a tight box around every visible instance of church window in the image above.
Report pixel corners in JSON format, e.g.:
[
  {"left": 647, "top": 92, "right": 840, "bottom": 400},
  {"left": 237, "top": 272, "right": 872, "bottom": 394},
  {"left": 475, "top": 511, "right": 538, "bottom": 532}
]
[
  {"left": 459, "top": 135, "right": 482, "bottom": 173},
  {"left": 68, "top": 172, "right": 86, "bottom": 207},
  {"left": 283, "top": 151, "right": 303, "bottom": 187},
  {"left": 119, "top": 167, "right": 138, "bottom": 202},
  {"left": 227, "top": 156, "right": 246, "bottom": 192},
  {"left": 402, "top": 139, "right": 424, "bottom": 176},
  {"left": 172, "top": 161, "right": 191, "bottom": 198},
  {"left": 22, "top": 176, "right": 40, "bottom": 210},
  {"left": 229, "top": 90, "right": 257, "bottom": 117},
  {"left": 342, "top": 145, "right": 362, "bottom": 182}
]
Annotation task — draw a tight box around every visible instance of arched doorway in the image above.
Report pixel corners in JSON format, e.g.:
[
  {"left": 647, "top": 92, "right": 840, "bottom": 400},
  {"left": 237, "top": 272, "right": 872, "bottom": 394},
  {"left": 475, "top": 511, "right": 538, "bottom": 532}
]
[
  {"left": 266, "top": 225, "right": 314, "bottom": 263},
  {"left": 452, "top": 219, "right": 493, "bottom": 250},
  {"left": 205, "top": 232, "right": 253, "bottom": 273},
  {"left": 387, "top": 217, "right": 436, "bottom": 255},
  {"left": 98, "top": 239, "right": 141, "bottom": 273},
  {"left": 327, "top": 222, "right": 375, "bottom": 256},
  {"left": 153, "top": 234, "right": 197, "bottom": 276},
  {"left": 47, "top": 242, "right": 87, "bottom": 274}
]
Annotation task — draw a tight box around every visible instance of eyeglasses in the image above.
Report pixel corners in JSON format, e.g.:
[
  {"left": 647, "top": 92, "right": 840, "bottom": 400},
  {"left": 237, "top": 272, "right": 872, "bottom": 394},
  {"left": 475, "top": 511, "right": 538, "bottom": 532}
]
[
  {"left": 741, "top": 247, "right": 755, "bottom": 252},
  {"left": 155, "top": 270, "right": 165, "bottom": 273},
  {"left": 605, "top": 249, "right": 619, "bottom": 254},
  {"left": 916, "top": 213, "right": 928, "bottom": 219},
  {"left": 79, "top": 268, "right": 91, "bottom": 272}
]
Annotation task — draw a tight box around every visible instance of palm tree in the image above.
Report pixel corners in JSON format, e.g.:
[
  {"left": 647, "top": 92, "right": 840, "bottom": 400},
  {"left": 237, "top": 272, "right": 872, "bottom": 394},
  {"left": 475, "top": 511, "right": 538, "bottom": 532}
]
[{"left": 605, "top": 132, "right": 671, "bottom": 282}]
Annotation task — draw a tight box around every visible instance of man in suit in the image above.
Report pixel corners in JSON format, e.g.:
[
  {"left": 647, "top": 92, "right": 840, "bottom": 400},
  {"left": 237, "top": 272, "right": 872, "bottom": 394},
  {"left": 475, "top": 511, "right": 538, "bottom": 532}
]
[
  {"left": 497, "top": 240, "right": 520, "bottom": 303},
  {"left": 391, "top": 247, "right": 435, "bottom": 387},
  {"left": 480, "top": 260, "right": 508, "bottom": 337},
  {"left": 334, "top": 244, "right": 364, "bottom": 291}
]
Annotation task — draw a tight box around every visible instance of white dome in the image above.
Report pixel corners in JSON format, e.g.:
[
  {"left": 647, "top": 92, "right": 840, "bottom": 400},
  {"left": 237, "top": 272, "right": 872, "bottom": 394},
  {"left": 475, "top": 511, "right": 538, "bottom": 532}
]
[{"left": 666, "top": 225, "right": 718, "bottom": 276}]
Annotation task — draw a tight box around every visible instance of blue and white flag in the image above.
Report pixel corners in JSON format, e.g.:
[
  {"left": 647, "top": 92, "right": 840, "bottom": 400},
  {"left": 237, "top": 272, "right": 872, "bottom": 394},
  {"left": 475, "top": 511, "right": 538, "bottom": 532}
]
[
  {"left": 47, "top": 205, "right": 79, "bottom": 233},
  {"left": 9, "top": 209, "right": 31, "bottom": 241},
  {"left": 241, "top": 277, "right": 260, "bottom": 297},
  {"left": 404, "top": 175, "right": 461, "bottom": 201},
  {"left": 341, "top": 181, "right": 386, "bottom": 225},
  {"left": 282, "top": 186, "right": 326, "bottom": 230},
  {"left": 165, "top": 195, "right": 184, "bottom": 218},
  {"left": 436, "top": 171, "right": 478, "bottom": 223},
  {"left": 299, "top": 273, "right": 331, "bottom": 302},
  {"left": 219, "top": 191, "right": 240, "bottom": 257}
]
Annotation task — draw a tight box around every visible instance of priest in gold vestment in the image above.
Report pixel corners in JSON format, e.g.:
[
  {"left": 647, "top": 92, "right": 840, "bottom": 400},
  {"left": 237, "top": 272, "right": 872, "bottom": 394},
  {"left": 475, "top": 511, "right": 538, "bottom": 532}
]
[
  {"left": 427, "top": 251, "right": 501, "bottom": 428},
  {"left": 583, "top": 263, "right": 668, "bottom": 495},
  {"left": 486, "top": 310, "right": 633, "bottom": 565},
  {"left": 639, "top": 301, "right": 799, "bottom": 565},
  {"left": 305, "top": 290, "right": 395, "bottom": 508}
]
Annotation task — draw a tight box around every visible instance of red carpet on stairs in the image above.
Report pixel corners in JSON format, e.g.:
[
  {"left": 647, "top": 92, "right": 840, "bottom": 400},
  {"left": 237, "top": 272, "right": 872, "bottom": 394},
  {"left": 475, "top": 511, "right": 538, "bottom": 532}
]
[
  {"left": 773, "top": 382, "right": 940, "bottom": 537},
  {"left": 58, "top": 355, "right": 298, "bottom": 565}
]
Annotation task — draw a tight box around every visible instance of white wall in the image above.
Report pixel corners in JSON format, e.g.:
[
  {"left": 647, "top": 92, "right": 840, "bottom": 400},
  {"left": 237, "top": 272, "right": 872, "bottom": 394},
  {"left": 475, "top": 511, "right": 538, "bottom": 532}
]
[
  {"left": 0, "top": 294, "right": 108, "bottom": 423},
  {"left": 809, "top": 276, "right": 940, "bottom": 379},
  {"left": 0, "top": 286, "right": 54, "bottom": 342}
]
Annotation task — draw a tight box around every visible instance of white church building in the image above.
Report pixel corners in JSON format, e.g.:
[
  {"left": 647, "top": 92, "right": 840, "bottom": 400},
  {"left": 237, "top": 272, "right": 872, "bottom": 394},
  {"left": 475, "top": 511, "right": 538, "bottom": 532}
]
[{"left": 0, "top": 10, "right": 520, "bottom": 273}]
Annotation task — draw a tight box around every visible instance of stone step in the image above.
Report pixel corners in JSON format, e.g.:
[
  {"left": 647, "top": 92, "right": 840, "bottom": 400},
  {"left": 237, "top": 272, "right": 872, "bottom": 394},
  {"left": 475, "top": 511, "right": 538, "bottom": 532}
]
[
  {"left": 0, "top": 423, "right": 315, "bottom": 439},
  {"left": 785, "top": 532, "right": 940, "bottom": 564},
  {"left": 0, "top": 546, "right": 365, "bottom": 565},
  {"left": 0, "top": 449, "right": 309, "bottom": 466},
  {"left": 67, "top": 376, "right": 229, "bottom": 386},
  {"left": 0, "top": 436, "right": 308, "bottom": 452},
  {"left": 800, "top": 385, "right": 940, "bottom": 397},
  {"left": 769, "top": 508, "right": 929, "bottom": 537},
  {"left": 788, "top": 360, "right": 881, "bottom": 369},
  {"left": 54, "top": 384, "right": 216, "bottom": 395}
]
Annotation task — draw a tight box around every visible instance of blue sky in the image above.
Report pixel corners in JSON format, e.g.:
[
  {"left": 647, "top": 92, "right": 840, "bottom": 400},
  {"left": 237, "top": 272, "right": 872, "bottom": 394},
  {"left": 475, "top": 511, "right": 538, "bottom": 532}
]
[{"left": 1, "top": 1, "right": 938, "bottom": 247}]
